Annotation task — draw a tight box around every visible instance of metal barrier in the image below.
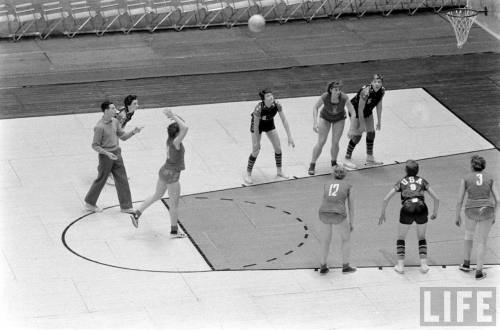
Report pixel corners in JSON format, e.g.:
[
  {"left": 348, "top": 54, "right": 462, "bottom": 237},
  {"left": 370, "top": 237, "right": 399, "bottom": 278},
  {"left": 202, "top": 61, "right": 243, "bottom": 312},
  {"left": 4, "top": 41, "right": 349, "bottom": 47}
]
[{"left": 0, "top": 0, "right": 466, "bottom": 40}]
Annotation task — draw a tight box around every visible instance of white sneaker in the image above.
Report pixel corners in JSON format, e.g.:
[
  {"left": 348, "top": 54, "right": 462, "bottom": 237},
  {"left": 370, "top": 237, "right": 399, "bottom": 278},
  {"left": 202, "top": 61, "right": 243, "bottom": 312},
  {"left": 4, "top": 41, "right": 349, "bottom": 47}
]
[
  {"left": 84, "top": 203, "right": 102, "bottom": 213},
  {"left": 170, "top": 232, "right": 187, "bottom": 239},
  {"left": 365, "top": 155, "right": 383, "bottom": 166},
  {"left": 420, "top": 263, "right": 430, "bottom": 274},
  {"left": 277, "top": 170, "right": 290, "bottom": 179},
  {"left": 343, "top": 158, "right": 358, "bottom": 169},
  {"left": 243, "top": 173, "right": 253, "bottom": 185},
  {"left": 394, "top": 264, "right": 404, "bottom": 274}
]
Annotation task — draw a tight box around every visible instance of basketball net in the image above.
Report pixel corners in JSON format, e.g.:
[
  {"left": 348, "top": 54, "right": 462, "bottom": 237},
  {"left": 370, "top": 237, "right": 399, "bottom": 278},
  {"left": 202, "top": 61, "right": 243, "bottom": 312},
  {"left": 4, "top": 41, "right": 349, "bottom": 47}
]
[{"left": 446, "top": 8, "right": 479, "bottom": 48}]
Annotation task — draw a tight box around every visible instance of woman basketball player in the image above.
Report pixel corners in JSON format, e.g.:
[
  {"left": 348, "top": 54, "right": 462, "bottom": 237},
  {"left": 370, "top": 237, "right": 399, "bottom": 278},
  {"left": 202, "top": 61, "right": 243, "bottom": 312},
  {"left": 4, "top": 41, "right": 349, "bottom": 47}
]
[
  {"left": 317, "top": 165, "right": 356, "bottom": 274},
  {"left": 456, "top": 155, "right": 498, "bottom": 280},
  {"left": 344, "top": 74, "right": 385, "bottom": 169},
  {"left": 130, "top": 108, "right": 188, "bottom": 238},
  {"left": 308, "top": 80, "right": 356, "bottom": 175},
  {"left": 244, "top": 89, "right": 295, "bottom": 185},
  {"left": 379, "top": 160, "right": 440, "bottom": 274}
]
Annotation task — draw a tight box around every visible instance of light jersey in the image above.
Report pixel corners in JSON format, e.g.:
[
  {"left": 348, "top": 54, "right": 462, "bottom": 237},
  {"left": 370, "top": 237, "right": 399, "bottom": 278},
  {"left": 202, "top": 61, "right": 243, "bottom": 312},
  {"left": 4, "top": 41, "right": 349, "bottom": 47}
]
[
  {"left": 319, "top": 181, "right": 351, "bottom": 215},
  {"left": 320, "top": 92, "right": 348, "bottom": 122},
  {"left": 464, "top": 171, "right": 495, "bottom": 209},
  {"left": 163, "top": 138, "right": 185, "bottom": 171},
  {"left": 394, "top": 175, "right": 429, "bottom": 203}
]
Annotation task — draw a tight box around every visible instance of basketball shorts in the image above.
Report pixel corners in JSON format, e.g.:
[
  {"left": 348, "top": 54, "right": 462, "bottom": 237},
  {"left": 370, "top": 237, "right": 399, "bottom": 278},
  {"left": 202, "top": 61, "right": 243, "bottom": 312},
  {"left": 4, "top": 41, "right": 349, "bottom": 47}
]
[
  {"left": 399, "top": 198, "right": 428, "bottom": 225},
  {"left": 250, "top": 118, "right": 275, "bottom": 134},
  {"left": 319, "top": 211, "right": 347, "bottom": 225},
  {"left": 465, "top": 206, "right": 495, "bottom": 222},
  {"left": 159, "top": 167, "right": 181, "bottom": 184},
  {"left": 320, "top": 110, "right": 346, "bottom": 123}
]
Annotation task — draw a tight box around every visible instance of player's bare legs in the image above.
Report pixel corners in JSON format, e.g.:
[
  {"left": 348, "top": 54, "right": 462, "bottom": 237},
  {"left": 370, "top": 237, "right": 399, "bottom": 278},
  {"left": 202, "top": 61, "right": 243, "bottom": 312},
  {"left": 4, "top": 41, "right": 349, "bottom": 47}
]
[
  {"left": 364, "top": 115, "right": 382, "bottom": 165},
  {"left": 475, "top": 218, "right": 493, "bottom": 277},
  {"left": 319, "top": 221, "right": 333, "bottom": 273},
  {"left": 266, "top": 130, "right": 287, "bottom": 178},
  {"left": 310, "top": 119, "right": 331, "bottom": 175},
  {"left": 339, "top": 219, "right": 356, "bottom": 273},
  {"left": 330, "top": 119, "right": 345, "bottom": 168},
  {"left": 166, "top": 181, "right": 185, "bottom": 238},
  {"left": 245, "top": 132, "right": 262, "bottom": 184}
]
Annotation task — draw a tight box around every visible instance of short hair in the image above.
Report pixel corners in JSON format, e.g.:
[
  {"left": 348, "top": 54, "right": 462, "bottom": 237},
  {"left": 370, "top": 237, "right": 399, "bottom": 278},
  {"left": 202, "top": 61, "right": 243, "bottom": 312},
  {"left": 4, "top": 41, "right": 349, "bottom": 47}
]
[
  {"left": 405, "top": 160, "right": 419, "bottom": 176},
  {"left": 326, "top": 80, "right": 343, "bottom": 94},
  {"left": 124, "top": 94, "right": 137, "bottom": 108},
  {"left": 373, "top": 74, "right": 384, "bottom": 82},
  {"left": 101, "top": 101, "right": 113, "bottom": 112},
  {"left": 333, "top": 165, "right": 347, "bottom": 180},
  {"left": 167, "top": 122, "right": 180, "bottom": 139},
  {"left": 259, "top": 88, "right": 272, "bottom": 101},
  {"left": 471, "top": 155, "right": 486, "bottom": 172}
]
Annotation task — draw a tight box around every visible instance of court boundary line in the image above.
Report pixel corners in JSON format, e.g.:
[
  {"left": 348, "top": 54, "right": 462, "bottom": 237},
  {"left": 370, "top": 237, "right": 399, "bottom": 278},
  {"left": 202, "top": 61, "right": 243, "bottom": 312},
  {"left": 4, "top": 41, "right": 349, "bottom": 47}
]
[
  {"left": 160, "top": 198, "right": 216, "bottom": 271},
  {"left": 173, "top": 149, "right": 498, "bottom": 198},
  {"left": 61, "top": 207, "right": 500, "bottom": 274},
  {"left": 423, "top": 87, "right": 498, "bottom": 150}
]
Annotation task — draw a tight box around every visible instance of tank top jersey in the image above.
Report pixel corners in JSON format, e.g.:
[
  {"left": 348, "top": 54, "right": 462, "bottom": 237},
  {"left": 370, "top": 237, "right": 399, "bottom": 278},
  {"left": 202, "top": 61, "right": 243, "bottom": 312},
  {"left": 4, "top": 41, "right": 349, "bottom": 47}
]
[
  {"left": 320, "top": 92, "right": 348, "bottom": 122},
  {"left": 350, "top": 84, "right": 385, "bottom": 118},
  {"left": 116, "top": 107, "right": 134, "bottom": 128},
  {"left": 394, "top": 175, "right": 429, "bottom": 203},
  {"left": 463, "top": 171, "right": 495, "bottom": 209},
  {"left": 252, "top": 101, "right": 282, "bottom": 123},
  {"left": 319, "top": 181, "right": 351, "bottom": 215},
  {"left": 163, "top": 138, "right": 185, "bottom": 171}
]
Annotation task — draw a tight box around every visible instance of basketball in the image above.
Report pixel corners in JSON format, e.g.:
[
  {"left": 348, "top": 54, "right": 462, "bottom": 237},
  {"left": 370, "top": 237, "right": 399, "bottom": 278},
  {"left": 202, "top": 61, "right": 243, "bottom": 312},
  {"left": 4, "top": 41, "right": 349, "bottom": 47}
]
[{"left": 248, "top": 14, "right": 266, "bottom": 33}]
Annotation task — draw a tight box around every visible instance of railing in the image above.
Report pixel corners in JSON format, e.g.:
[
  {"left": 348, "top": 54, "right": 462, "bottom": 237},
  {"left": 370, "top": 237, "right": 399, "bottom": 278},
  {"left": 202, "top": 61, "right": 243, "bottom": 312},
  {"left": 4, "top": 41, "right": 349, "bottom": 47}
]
[{"left": 0, "top": 0, "right": 466, "bottom": 40}]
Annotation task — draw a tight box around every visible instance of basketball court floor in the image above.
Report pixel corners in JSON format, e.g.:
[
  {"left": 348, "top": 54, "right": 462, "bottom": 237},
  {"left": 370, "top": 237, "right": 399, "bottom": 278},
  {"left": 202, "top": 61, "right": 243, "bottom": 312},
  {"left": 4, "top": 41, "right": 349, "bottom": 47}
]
[
  {"left": 0, "top": 4, "right": 499, "bottom": 330},
  {"left": 1, "top": 87, "right": 499, "bottom": 329}
]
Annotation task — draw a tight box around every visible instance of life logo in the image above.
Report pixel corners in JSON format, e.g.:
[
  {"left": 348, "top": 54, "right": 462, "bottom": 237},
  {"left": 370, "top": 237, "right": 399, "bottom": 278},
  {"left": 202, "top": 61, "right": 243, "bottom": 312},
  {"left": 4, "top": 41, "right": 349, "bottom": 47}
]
[{"left": 420, "top": 287, "right": 496, "bottom": 326}]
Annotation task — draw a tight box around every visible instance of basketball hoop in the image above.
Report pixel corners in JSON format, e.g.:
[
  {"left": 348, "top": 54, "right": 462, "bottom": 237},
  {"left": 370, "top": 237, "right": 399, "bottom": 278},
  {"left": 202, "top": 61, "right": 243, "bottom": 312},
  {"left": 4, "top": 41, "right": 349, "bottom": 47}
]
[{"left": 445, "top": 7, "right": 487, "bottom": 48}]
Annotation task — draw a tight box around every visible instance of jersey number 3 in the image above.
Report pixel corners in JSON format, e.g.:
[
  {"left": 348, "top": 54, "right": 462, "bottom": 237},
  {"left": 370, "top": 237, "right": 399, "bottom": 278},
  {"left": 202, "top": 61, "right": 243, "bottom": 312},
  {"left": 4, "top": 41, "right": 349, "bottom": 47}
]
[
  {"left": 476, "top": 173, "right": 483, "bottom": 186},
  {"left": 328, "top": 184, "right": 340, "bottom": 196}
]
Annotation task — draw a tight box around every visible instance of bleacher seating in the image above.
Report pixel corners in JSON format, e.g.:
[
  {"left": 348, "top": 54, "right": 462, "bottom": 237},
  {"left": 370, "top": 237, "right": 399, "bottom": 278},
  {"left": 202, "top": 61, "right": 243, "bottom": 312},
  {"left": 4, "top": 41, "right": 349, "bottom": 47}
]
[{"left": 0, "top": 0, "right": 466, "bottom": 40}]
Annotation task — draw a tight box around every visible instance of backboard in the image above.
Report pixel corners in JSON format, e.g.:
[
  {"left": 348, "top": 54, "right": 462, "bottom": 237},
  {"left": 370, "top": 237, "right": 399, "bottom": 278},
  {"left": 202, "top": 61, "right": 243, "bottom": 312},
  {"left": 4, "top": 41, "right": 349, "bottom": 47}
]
[{"left": 467, "top": 0, "right": 500, "bottom": 39}]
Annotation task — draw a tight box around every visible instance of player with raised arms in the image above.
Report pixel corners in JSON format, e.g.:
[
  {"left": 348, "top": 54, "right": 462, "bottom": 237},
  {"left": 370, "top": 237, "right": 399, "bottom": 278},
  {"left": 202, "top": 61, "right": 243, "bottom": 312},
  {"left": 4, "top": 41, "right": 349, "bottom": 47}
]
[
  {"left": 456, "top": 155, "right": 498, "bottom": 280},
  {"left": 130, "top": 108, "right": 188, "bottom": 238},
  {"left": 379, "top": 160, "right": 440, "bottom": 274},
  {"left": 244, "top": 89, "right": 295, "bottom": 185}
]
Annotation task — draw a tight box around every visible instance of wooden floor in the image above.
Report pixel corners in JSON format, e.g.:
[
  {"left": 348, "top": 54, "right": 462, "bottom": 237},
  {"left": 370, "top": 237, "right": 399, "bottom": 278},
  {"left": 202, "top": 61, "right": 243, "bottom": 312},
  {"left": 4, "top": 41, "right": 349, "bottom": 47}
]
[
  {"left": 1, "top": 52, "right": 499, "bottom": 147},
  {"left": 1, "top": 11, "right": 499, "bottom": 330}
]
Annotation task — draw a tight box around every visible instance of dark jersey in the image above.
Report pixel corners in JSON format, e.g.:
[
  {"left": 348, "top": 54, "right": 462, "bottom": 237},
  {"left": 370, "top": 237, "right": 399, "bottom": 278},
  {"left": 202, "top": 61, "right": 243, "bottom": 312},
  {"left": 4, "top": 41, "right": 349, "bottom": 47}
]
[
  {"left": 350, "top": 84, "right": 385, "bottom": 118},
  {"left": 394, "top": 175, "right": 429, "bottom": 203},
  {"left": 116, "top": 107, "right": 134, "bottom": 128},
  {"left": 250, "top": 101, "right": 282, "bottom": 133}
]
